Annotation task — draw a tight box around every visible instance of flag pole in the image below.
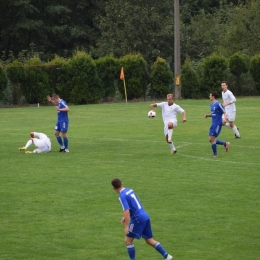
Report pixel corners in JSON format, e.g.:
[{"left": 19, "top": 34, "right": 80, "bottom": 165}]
[{"left": 120, "top": 67, "right": 127, "bottom": 104}]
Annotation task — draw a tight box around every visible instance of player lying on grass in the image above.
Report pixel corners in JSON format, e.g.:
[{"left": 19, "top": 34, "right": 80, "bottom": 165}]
[{"left": 19, "top": 132, "right": 51, "bottom": 154}]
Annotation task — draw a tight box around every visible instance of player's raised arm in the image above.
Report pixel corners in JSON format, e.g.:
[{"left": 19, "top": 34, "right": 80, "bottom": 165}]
[{"left": 149, "top": 103, "right": 157, "bottom": 109}]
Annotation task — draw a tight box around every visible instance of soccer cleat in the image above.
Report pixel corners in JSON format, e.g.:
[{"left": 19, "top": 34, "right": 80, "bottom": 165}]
[
  {"left": 64, "top": 149, "right": 69, "bottom": 153},
  {"left": 19, "top": 147, "right": 26, "bottom": 151},
  {"left": 25, "top": 151, "right": 33, "bottom": 154},
  {"left": 225, "top": 142, "right": 230, "bottom": 152},
  {"left": 171, "top": 150, "right": 177, "bottom": 154},
  {"left": 59, "top": 148, "right": 65, "bottom": 152},
  {"left": 165, "top": 254, "right": 173, "bottom": 260},
  {"left": 212, "top": 154, "right": 218, "bottom": 157}
]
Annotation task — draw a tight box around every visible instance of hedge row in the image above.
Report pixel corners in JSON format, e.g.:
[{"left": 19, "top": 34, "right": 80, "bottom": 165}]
[{"left": 0, "top": 51, "right": 260, "bottom": 105}]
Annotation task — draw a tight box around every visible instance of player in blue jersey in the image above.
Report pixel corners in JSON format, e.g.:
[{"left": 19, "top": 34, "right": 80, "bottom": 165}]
[
  {"left": 111, "top": 178, "right": 173, "bottom": 260},
  {"left": 204, "top": 91, "right": 230, "bottom": 157},
  {"left": 47, "top": 94, "right": 69, "bottom": 152}
]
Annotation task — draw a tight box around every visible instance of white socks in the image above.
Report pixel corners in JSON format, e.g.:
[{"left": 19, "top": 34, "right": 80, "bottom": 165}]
[
  {"left": 25, "top": 139, "right": 33, "bottom": 149},
  {"left": 167, "top": 129, "right": 173, "bottom": 141},
  {"left": 232, "top": 126, "right": 240, "bottom": 137},
  {"left": 168, "top": 142, "right": 176, "bottom": 151}
]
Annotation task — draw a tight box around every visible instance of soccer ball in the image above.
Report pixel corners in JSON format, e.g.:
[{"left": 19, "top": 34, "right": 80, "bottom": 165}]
[{"left": 148, "top": 110, "right": 156, "bottom": 118}]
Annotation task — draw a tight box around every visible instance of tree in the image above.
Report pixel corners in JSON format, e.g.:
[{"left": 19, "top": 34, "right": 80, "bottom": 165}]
[
  {"left": 0, "top": 66, "right": 7, "bottom": 100},
  {"left": 119, "top": 54, "right": 148, "bottom": 100},
  {"left": 249, "top": 54, "right": 260, "bottom": 94},
  {"left": 229, "top": 53, "right": 248, "bottom": 95},
  {"left": 201, "top": 53, "right": 228, "bottom": 96},
  {"left": 181, "top": 59, "right": 200, "bottom": 99},
  {"left": 151, "top": 57, "right": 173, "bottom": 98},
  {"left": 95, "top": 55, "right": 120, "bottom": 101},
  {"left": 97, "top": 0, "right": 174, "bottom": 66}
]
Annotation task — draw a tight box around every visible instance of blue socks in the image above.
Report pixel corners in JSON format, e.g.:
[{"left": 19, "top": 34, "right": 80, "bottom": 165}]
[
  {"left": 211, "top": 143, "right": 217, "bottom": 155},
  {"left": 56, "top": 136, "right": 63, "bottom": 147},
  {"left": 216, "top": 140, "right": 226, "bottom": 146},
  {"left": 154, "top": 242, "right": 168, "bottom": 259},
  {"left": 63, "top": 136, "right": 69, "bottom": 149},
  {"left": 126, "top": 244, "right": 135, "bottom": 260},
  {"left": 56, "top": 136, "right": 69, "bottom": 149}
]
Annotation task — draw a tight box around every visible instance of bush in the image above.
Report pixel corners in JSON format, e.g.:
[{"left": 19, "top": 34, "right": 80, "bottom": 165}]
[
  {"left": 119, "top": 54, "right": 148, "bottom": 100},
  {"left": 67, "top": 51, "right": 102, "bottom": 104},
  {"left": 250, "top": 54, "right": 260, "bottom": 94},
  {"left": 95, "top": 55, "right": 120, "bottom": 101},
  {"left": 201, "top": 53, "right": 228, "bottom": 96},
  {"left": 229, "top": 53, "right": 248, "bottom": 95},
  {"left": 181, "top": 59, "right": 200, "bottom": 99},
  {"left": 151, "top": 57, "right": 173, "bottom": 98},
  {"left": 0, "top": 66, "right": 8, "bottom": 100},
  {"left": 6, "top": 60, "right": 26, "bottom": 104}
]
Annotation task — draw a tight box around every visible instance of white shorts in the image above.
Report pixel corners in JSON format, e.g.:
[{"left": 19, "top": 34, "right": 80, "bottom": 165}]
[
  {"left": 223, "top": 111, "right": 236, "bottom": 122},
  {"left": 164, "top": 120, "right": 177, "bottom": 136},
  {"left": 33, "top": 138, "right": 51, "bottom": 153}
]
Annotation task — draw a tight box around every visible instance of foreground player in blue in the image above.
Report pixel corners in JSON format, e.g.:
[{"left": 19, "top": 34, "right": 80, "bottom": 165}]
[
  {"left": 111, "top": 178, "right": 173, "bottom": 260},
  {"left": 47, "top": 94, "right": 70, "bottom": 152},
  {"left": 204, "top": 91, "right": 230, "bottom": 157}
]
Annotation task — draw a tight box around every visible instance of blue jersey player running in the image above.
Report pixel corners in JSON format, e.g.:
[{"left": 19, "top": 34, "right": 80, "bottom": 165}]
[
  {"left": 47, "top": 94, "right": 69, "bottom": 152},
  {"left": 204, "top": 91, "right": 230, "bottom": 157},
  {"left": 111, "top": 178, "right": 173, "bottom": 260}
]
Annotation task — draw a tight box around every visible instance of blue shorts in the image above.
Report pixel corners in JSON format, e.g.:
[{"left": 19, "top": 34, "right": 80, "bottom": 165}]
[
  {"left": 209, "top": 124, "right": 222, "bottom": 137},
  {"left": 127, "top": 219, "right": 153, "bottom": 239},
  {"left": 55, "top": 122, "right": 69, "bottom": 133}
]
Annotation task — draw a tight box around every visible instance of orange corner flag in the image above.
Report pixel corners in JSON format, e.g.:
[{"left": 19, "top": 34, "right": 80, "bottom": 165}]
[{"left": 120, "top": 67, "right": 124, "bottom": 80}]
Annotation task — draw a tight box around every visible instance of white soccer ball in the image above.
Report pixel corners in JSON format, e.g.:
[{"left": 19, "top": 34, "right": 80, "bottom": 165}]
[{"left": 148, "top": 110, "right": 156, "bottom": 118}]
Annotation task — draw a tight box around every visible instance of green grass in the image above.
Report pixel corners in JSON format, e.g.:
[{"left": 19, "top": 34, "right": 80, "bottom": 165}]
[{"left": 0, "top": 98, "right": 260, "bottom": 260}]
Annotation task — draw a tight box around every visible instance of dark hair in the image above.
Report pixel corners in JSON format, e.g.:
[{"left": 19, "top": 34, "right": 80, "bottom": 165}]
[
  {"left": 111, "top": 178, "right": 122, "bottom": 189},
  {"left": 221, "top": 81, "right": 228, "bottom": 85},
  {"left": 211, "top": 91, "right": 219, "bottom": 99}
]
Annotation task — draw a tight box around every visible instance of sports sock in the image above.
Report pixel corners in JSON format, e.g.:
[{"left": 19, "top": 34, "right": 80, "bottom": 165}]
[
  {"left": 25, "top": 139, "right": 33, "bottom": 149},
  {"left": 225, "top": 123, "right": 232, "bottom": 129},
  {"left": 154, "top": 242, "right": 168, "bottom": 259},
  {"left": 232, "top": 126, "right": 240, "bottom": 137},
  {"left": 63, "top": 136, "right": 69, "bottom": 149},
  {"left": 56, "top": 136, "right": 64, "bottom": 147},
  {"left": 168, "top": 142, "right": 175, "bottom": 151},
  {"left": 211, "top": 143, "right": 217, "bottom": 155},
  {"left": 126, "top": 244, "right": 136, "bottom": 260},
  {"left": 216, "top": 140, "right": 226, "bottom": 146},
  {"left": 167, "top": 129, "right": 173, "bottom": 141}
]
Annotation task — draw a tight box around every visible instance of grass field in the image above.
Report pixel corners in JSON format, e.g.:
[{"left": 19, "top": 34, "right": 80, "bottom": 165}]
[{"left": 0, "top": 98, "right": 260, "bottom": 260}]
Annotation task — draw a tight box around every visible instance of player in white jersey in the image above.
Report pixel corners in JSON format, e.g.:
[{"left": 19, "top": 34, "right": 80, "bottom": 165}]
[
  {"left": 221, "top": 81, "right": 241, "bottom": 138},
  {"left": 149, "top": 94, "right": 187, "bottom": 154},
  {"left": 19, "top": 132, "right": 51, "bottom": 153}
]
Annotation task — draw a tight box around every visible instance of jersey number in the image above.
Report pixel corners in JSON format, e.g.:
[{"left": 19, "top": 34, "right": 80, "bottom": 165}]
[{"left": 131, "top": 194, "right": 141, "bottom": 209}]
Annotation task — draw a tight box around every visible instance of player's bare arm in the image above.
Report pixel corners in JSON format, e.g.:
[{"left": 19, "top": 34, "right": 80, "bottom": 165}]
[
  {"left": 204, "top": 114, "right": 212, "bottom": 118},
  {"left": 46, "top": 95, "right": 57, "bottom": 105},
  {"left": 149, "top": 103, "right": 157, "bottom": 109},
  {"left": 123, "top": 210, "right": 130, "bottom": 234},
  {"left": 56, "top": 106, "right": 69, "bottom": 112},
  {"left": 182, "top": 111, "right": 187, "bottom": 122}
]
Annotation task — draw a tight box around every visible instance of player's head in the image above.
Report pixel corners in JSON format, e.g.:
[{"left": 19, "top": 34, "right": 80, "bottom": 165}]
[
  {"left": 221, "top": 81, "right": 228, "bottom": 92},
  {"left": 52, "top": 94, "right": 60, "bottom": 100},
  {"left": 210, "top": 91, "right": 219, "bottom": 101},
  {"left": 167, "top": 94, "right": 174, "bottom": 105},
  {"left": 111, "top": 178, "right": 123, "bottom": 191}
]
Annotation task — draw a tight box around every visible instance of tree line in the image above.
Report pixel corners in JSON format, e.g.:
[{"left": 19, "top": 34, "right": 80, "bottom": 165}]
[
  {"left": 0, "top": 0, "right": 260, "bottom": 103},
  {"left": 0, "top": 51, "right": 259, "bottom": 105}
]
